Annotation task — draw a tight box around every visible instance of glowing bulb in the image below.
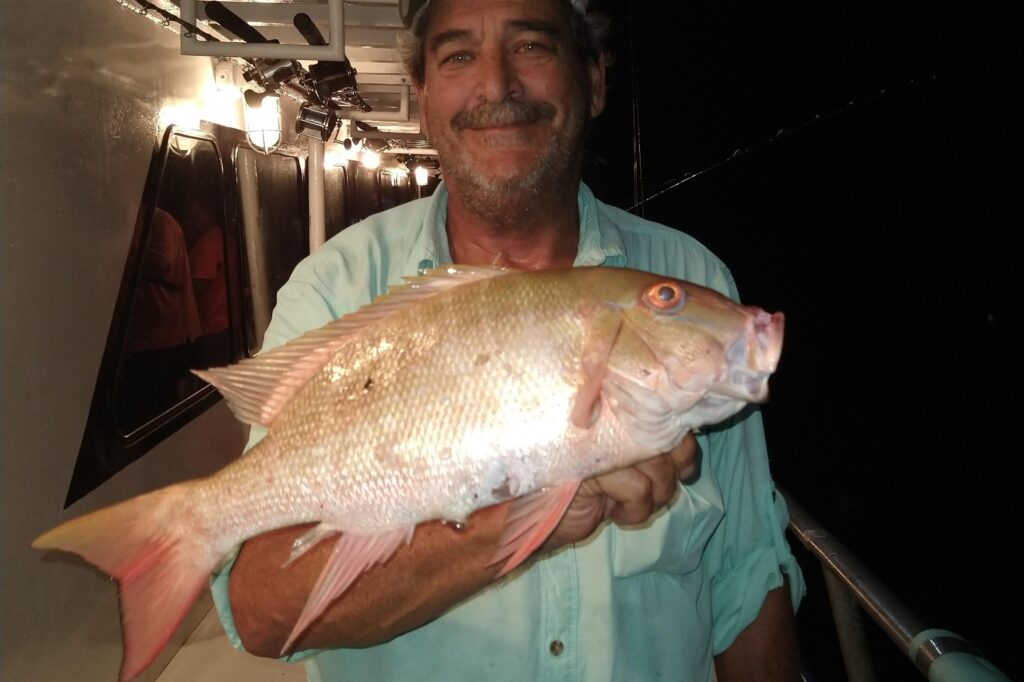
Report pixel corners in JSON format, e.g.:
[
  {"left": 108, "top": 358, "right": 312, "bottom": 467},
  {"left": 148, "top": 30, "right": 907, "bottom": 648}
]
[
  {"left": 199, "top": 81, "right": 243, "bottom": 130},
  {"left": 414, "top": 166, "right": 429, "bottom": 186},
  {"left": 158, "top": 101, "right": 201, "bottom": 132},
  {"left": 157, "top": 101, "right": 202, "bottom": 152},
  {"left": 361, "top": 149, "right": 381, "bottom": 170},
  {"left": 244, "top": 95, "right": 281, "bottom": 152},
  {"left": 343, "top": 143, "right": 362, "bottom": 162},
  {"left": 324, "top": 149, "right": 348, "bottom": 166}
]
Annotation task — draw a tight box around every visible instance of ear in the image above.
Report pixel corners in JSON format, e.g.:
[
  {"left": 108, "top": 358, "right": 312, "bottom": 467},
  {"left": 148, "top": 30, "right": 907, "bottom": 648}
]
[
  {"left": 414, "top": 81, "right": 430, "bottom": 138},
  {"left": 587, "top": 53, "right": 607, "bottom": 118}
]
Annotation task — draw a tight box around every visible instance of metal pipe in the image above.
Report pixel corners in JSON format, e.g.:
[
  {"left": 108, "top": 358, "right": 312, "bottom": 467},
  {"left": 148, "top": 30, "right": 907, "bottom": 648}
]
[
  {"left": 307, "top": 137, "right": 326, "bottom": 252},
  {"left": 235, "top": 148, "right": 272, "bottom": 349},
  {"left": 781, "top": 488, "right": 927, "bottom": 651},
  {"left": 348, "top": 85, "right": 411, "bottom": 122},
  {"left": 180, "top": 0, "right": 346, "bottom": 61},
  {"left": 781, "top": 488, "right": 1011, "bottom": 680},
  {"left": 823, "top": 570, "right": 878, "bottom": 682}
]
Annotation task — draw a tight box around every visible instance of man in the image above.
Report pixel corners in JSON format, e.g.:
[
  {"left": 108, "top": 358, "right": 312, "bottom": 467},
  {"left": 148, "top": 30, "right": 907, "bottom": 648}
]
[{"left": 212, "top": 0, "right": 805, "bottom": 679}]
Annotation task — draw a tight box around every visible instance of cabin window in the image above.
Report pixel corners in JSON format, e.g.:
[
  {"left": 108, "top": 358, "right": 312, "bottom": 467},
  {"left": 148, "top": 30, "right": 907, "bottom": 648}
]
[
  {"left": 380, "top": 169, "right": 416, "bottom": 210},
  {"left": 350, "top": 165, "right": 383, "bottom": 223},
  {"left": 67, "top": 128, "right": 235, "bottom": 505},
  {"left": 113, "top": 136, "right": 232, "bottom": 434},
  {"left": 235, "top": 145, "right": 308, "bottom": 353}
]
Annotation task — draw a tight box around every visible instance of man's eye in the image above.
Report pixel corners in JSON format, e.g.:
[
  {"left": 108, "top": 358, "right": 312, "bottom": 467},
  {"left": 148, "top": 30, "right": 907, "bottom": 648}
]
[
  {"left": 517, "top": 41, "right": 550, "bottom": 53},
  {"left": 441, "top": 52, "right": 472, "bottom": 65}
]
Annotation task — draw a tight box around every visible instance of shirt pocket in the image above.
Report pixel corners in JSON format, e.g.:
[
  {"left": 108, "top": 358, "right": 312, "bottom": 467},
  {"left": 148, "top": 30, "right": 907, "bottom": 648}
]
[{"left": 609, "top": 473, "right": 725, "bottom": 578}]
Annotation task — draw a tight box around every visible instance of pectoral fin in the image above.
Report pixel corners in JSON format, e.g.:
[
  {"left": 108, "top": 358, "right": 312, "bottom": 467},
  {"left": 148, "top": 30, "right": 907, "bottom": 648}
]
[
  {"left": 489, "top": 480, "right": 580, "bottom": 576},
  {"left": 570, "top": 304, "right": 624, "bottom": 429},
  {"left": 280, "top": 527, "right": 415, "bottom": 655}
]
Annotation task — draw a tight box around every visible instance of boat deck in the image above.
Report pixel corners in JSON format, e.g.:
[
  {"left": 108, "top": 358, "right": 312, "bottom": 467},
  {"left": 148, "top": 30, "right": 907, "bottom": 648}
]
[{"left": 157, "top": 608, "right": 306, "bottom": 682}]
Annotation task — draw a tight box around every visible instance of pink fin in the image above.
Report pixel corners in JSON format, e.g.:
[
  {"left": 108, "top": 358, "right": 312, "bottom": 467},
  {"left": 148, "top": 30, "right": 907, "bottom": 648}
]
[
  {"left": 194, "top": 265, "right": 516, "bottom": 428},
  {"left": 489, "top": 480, "right": 581, "bottom": 577},
  {"left": 32, "top": 487, "right": 213, "bottom": 682},
  {"left": 280, "top": 527, "right": 414, "bottom": 655},
  {"left": 284, "top": 522, "right": 342, "bottom": 566},
  {"left": 570, "top": 304, "right": 624, "bottom": 429}
]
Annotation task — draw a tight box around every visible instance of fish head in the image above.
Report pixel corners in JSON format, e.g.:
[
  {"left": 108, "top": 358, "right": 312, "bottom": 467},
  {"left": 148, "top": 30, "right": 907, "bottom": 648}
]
[{"left": 604, "top": 270, "right": 784, "bottom": 407}]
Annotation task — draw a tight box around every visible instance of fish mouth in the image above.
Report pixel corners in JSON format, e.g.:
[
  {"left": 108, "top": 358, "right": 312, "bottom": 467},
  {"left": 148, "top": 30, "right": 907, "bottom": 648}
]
[
  {"left": 715, "top": 310, "right": 784, "bottom": 403},
  {"left": 749, "top": 310, "right": 784, "bottom": 373}
]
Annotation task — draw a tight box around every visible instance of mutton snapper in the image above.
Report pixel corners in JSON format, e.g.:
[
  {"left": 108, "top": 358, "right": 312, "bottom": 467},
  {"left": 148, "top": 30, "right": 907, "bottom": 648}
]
[{"left": 33, "top": 265, "right": 784, "bottom": 681}]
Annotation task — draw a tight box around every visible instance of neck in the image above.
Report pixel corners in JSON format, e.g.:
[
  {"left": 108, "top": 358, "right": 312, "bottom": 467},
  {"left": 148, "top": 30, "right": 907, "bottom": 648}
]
[{"left": 445, "top": 182, "right": 581, "bottom": 270}]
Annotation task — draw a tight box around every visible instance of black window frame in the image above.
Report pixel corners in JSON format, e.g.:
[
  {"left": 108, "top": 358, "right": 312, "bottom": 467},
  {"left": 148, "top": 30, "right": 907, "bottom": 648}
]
[{"left": 65, "top": 126, "right": 235, "bottom": 506}]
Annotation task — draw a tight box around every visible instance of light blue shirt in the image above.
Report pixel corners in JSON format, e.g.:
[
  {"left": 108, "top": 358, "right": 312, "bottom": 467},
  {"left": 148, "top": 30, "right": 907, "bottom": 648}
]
[{"left": 211, "top": 182, "right": 805, "bottom": 681}]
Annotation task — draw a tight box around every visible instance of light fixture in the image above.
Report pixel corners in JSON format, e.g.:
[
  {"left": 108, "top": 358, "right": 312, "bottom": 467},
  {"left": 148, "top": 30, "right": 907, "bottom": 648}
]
[
  {"left": 414, "top": 166, "right": 429, "bottom": 186},
  {"left": 389, "top": 167, "right": 409, "bottom": 186},
  {"left": 158, "top": 101, "right": 200, "bottom": 132},
  {"left": 324, "top": 149, "right": 349, "bottom": 166},
  {"left": 243, "top": 91, "right": 281, "bottom": 153},
  {"left": 360, "top": 149, "right": 381, "bottom": 170},
  {"left": 157, "top": 102, "right": 201, "bottom": 153},
  {"left": 343, "top": 141, "right": 362, "bottom": 162}
]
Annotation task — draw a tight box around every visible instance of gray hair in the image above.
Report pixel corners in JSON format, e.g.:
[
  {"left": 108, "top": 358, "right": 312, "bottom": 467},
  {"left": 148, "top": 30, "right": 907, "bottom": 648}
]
[{"left": 398, "top": 1, "right": 610, "bottom": 88}]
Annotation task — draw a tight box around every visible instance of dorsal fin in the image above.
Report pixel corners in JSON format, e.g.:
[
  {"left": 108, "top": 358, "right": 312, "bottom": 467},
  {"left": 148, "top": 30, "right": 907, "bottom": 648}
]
[{"left": 194, "top": 264, "right": 515, "bottom": 427}]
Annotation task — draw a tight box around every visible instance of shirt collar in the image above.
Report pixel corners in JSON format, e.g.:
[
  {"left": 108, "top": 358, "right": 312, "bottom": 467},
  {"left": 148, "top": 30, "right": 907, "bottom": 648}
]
[
  {"left": 415, "top": 181, "right": 626, "bottom": 272},
  {"left": 575, "top": 182, "right": 626, "bottom": 267}
]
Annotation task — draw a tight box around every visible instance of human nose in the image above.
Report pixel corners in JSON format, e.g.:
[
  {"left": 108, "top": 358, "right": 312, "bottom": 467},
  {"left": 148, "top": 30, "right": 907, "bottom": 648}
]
[{"left": 476, "top": 48, "right": 522, "bottom": 102}]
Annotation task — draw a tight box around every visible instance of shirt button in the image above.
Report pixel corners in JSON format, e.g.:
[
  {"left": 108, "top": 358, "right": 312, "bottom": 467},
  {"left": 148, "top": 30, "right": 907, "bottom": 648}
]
[{"left": 549, "top": 640, "right": 564, "bottom": 656}]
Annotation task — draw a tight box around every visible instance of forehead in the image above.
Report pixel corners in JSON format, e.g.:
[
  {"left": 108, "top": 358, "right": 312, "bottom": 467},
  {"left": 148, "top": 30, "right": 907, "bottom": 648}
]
[{"left": 424, "top": 0, "right": 569, "bottom": 42}]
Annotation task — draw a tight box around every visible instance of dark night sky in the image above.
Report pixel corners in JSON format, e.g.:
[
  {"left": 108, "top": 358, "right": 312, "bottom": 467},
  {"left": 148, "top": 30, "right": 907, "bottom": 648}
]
[{"left": 582, "top": 2, "right": 1022, "bottom": 679}]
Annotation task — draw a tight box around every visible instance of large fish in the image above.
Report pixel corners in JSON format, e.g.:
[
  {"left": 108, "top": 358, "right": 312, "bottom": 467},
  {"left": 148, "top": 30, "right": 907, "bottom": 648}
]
[{"left": 33, "top": 265, "right": 784, "bottom": 681}]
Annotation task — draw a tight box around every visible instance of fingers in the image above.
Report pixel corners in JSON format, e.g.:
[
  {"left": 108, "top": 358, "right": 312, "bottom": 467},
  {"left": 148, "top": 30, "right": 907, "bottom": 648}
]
[
  {"left": 632, "top": 454, "right": 678, "bottom": 509},
  {"left": 671, "top": 434, "right": 702, "bottom": 484},
  {"left": 598, "top": 434, "right": 703, "bottom": 527},
  {"left": 542, "top": 479, "right": 607, "bottom": 552},
  {"left": 594, "top": 467, "right": 655, "bottom": 525}
]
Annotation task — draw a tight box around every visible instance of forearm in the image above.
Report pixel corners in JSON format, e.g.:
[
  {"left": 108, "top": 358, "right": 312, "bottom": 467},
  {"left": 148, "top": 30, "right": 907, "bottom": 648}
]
[
  {"left": 229, "top": 503, "right": 509, "bottom": 657},
  {"left": 713, "top": 581, "right": 800, "bottom": 682}
]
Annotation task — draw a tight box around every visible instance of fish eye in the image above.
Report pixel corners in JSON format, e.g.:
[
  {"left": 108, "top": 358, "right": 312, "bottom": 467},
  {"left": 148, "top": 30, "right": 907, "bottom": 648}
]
[{"left": 644, "top": 282, "right": 686, "bottom": 312}]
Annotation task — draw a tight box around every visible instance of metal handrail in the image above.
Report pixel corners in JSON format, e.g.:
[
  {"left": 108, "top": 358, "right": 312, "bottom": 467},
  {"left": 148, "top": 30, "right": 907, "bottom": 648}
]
[{"left": 779, "top": 487, "right": 1011, "bottom": 682}]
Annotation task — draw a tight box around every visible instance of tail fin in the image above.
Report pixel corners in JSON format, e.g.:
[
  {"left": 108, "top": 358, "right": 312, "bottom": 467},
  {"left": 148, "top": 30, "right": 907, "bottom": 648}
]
[{"left": 32, "top": 487, "right": 216, "bottom": 682}]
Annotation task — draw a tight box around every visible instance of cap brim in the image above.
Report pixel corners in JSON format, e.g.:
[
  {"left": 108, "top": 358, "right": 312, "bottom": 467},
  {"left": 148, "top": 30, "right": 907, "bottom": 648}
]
[
  {"left": 400, "top": 0, "right": 587, "bottom": 30},
  {"left": 400, "top": 0, "right": 431, "bottom": 29}
]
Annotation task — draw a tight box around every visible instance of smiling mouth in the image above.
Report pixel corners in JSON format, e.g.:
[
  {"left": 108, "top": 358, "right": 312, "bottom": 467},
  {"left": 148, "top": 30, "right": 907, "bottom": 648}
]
[
  {"left": 469, "top": 121, "right": 531, "bottom": 129},
  {"left": 464, "top": 122, "right": 534, "bottom": 135}
]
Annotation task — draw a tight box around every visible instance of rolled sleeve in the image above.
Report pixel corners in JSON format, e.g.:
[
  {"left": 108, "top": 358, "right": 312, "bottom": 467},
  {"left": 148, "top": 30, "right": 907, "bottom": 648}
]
[
  {"left": 209, "top": 548, "right": 324, "bottom": 663},
  {"left": 701, "top": 407, "right": 806, "bottom": 654}
]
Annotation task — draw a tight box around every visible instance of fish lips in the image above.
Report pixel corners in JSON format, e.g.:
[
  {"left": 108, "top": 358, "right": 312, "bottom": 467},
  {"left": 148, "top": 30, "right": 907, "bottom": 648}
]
[{"left": 714, "top": 310, "right": 784, "bottom": 403}]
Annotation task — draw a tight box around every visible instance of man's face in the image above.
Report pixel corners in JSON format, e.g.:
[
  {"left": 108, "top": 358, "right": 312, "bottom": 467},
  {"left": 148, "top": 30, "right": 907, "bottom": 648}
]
[{"left": 416, "top": 0, "right": 605, "bottom": 210}]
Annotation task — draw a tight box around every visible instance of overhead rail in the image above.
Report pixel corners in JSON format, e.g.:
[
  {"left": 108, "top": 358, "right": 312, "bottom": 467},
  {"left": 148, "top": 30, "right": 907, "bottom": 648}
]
[
  {"left": 179, "top": 0, "right": 346, "bottom": 60},
  {"left": 780, "top": 487, "right": 1011, "bottom": 682}
]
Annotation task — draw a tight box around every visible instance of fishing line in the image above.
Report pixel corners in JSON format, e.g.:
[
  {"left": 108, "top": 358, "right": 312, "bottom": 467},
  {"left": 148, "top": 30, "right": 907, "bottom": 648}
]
[
  {"left": 627, "top": 3, "right": 646, "bottom": 217},
  {"left": 629, "top": 73, "right": 940, "bottom": 212}
]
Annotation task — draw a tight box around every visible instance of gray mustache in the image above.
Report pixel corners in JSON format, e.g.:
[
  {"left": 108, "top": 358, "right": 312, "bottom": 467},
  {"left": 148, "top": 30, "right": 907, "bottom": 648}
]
[{"left": 452, "top": 100, "right": 556, "bottom": 129}]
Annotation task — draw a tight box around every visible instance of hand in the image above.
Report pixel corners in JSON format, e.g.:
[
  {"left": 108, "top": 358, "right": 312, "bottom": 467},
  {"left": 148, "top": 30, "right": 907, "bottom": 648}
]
[{"left": 542, "top": 434, "right": 700, "bottom": 552}]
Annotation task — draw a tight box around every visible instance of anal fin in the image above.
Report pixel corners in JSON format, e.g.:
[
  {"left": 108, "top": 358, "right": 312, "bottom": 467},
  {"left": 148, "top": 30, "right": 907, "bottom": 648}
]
[
  {"left": 489, "top": 480, "right": 580, "bottom": 576},
  {"left": 281, "top": 527, "right": 413, "bottom": 654}
]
